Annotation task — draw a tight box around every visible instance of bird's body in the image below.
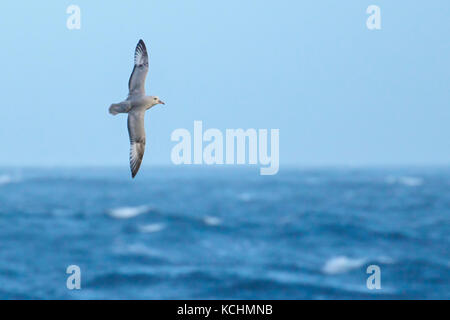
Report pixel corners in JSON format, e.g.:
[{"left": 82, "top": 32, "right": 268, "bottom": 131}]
[{"left": 109, "top": 40, "right": 165, "bottom": 178}]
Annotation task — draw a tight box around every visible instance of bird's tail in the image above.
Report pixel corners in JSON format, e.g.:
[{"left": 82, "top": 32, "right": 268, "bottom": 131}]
[{"left": 109, "top": 101, "right": 131, "bottom": 115}]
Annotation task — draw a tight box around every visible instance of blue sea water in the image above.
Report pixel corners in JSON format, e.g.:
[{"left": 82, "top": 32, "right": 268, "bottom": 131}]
[{"left": 0, "top": 167, "right": 448, "bottom": 300}]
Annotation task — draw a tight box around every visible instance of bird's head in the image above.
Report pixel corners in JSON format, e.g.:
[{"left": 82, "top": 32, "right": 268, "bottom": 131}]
[{"left": 150, "top": 96, "right": 165, "bottom": 107}]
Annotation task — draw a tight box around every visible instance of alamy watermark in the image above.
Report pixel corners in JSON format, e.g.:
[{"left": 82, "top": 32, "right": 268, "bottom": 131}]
[
  {"left": 366, "top": 5, "right": 381, "bottom": 30},
  {"left": 65, "top": 5, "right": 381, "bottom": 31},
  {"left": 171, "top": 121, "right": 279, "bottom": 175},
  {"left": 66, "top": 265, "right": 81, "bottom": 290},
  {"left": 66, "top": 5, "right": 81, "bottom": 30},
  {"left": 366, "top": 264, "right": 381, "bottom": 289}
]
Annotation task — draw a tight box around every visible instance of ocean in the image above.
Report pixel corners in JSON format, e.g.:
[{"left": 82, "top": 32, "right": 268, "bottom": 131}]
[{"left": 0, "top": 167, "right": 448, "bottom": 299}]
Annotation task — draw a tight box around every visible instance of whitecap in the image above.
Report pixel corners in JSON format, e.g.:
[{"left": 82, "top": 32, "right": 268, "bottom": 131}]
[
  {"left": 203, "top": 216, "right": 222, "bottom": 226},
  {"left": 322, "top": 256, "right": 366, "bottom": 275},
  {"left": 385, "top": 176, "right": 423, "bottom": 187},
  {"left": 0, "top": 175, "right": 13, "bottom": 185},
  {"left": 398, "top": 176, "right": 423, "bottom": 187},
  {"left": 377, "top": 256, "right": 395, "bottom": 264},
  {"left": 107, "top": 205, "right": 150, "bottom": 219},
  {"left": 237, "top": 192, "right": 253, "bottom": 202},
  {"left": 138, "top": 223, "right": 166, "bottom": 233},
  {"left": 114, "top": 242, "right": 163, "bottom": 258}
]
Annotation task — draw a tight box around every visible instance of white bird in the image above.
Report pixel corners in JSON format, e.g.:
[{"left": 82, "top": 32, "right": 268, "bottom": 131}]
[{"left": 109, "top": 39, "right": 165, "bottom": 178}]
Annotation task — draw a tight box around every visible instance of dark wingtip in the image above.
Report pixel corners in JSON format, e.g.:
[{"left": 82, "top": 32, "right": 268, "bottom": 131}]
[
  {"left": 135, "top": 39, "right": 147, "bottom": 56},
  {"left": 137, "top": 39, "right": 146, "bottom": 48}
]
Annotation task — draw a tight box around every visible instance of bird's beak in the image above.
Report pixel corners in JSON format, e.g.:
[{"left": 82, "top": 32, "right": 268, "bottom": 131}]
[{"left": 159, "top": 100, "right": 165, "bottom": 105}]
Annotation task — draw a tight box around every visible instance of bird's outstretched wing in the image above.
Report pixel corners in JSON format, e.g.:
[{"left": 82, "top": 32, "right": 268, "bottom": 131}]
[
  {"left": 128, "top": 39, "right": 149, "bottom": 99},
  {"left": 109, "top": 101, "right": 131, "bottom": 115},
  {"left": 127, "top": 109, "right": 146, "bottom": 178}
]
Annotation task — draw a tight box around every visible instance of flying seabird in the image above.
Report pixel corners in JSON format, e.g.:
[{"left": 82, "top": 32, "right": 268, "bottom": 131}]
[{"left": 109, "top": 39, "right": 165, "bottom": 178}]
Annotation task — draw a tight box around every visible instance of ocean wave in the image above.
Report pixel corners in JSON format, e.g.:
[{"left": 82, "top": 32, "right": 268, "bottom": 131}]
[
  {"left": 322, "top": 255, "right": 396, "bottom": 275},
  {"left": 0, "top": 175, "right": 13, "bottom": 186},
  {"left": 107, "top": 205, "right": 151, "bottom": 219},
  {"left": 138, "top": 223, "right": 166, "bottom": 233},
  {"left": 115, "top": 243, "right": 161, "bottom": 256},
  {"left": 113, "top": 242, "right": 168, "bottom": 259},
  {"left": 203, "top": 216, "right": 222, "bottom": 226},
  {"left": 237, "top": 192, "right": 254, "bottom": 202},
  {"left": 322, "top": 256, "right": 367, "bottom": 275},
  {"left": 385, "top": 176, "right": 423, "bottom": 187},
  {"left": 304, "top": 177, "right": 322, "bottom": 185},
  {"left": 87, "top": 272, "right": 161, "bottom": 288},
  {"left": 377, "top": 256, "right": 396, "bottom": 264}
]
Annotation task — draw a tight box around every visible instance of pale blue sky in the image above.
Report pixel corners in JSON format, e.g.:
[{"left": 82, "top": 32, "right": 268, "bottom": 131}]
[{"left": 0, "top": 1, "right": 449, "bottom": 167}]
